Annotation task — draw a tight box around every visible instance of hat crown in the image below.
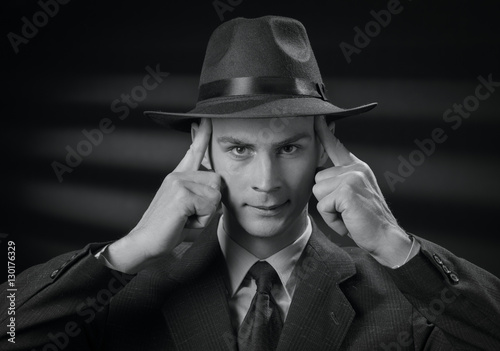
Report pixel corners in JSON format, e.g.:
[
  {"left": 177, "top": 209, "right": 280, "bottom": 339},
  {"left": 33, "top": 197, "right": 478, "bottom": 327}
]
[
  {"left": 144, "top": 15, "right": 377, "bottom": 131},
  {"left": 199, "top": 16, "right": 323, "bottom": 86}
]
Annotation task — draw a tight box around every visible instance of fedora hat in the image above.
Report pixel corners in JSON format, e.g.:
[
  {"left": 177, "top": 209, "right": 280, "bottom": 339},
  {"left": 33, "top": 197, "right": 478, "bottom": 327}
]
[{"left": 144, "top": 15, "right": 377, "bottom": 132}]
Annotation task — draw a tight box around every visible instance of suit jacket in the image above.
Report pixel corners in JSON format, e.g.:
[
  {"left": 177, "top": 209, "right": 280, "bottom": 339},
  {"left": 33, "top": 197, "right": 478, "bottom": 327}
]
[{"left": 1, "top": 216, "right": 500, "bottom": 350}]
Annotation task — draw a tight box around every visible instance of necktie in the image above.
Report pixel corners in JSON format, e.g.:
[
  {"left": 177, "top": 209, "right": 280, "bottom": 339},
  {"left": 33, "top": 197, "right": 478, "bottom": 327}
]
[{"left": 237, "top": 261, "right": 283, "bottom": 351}]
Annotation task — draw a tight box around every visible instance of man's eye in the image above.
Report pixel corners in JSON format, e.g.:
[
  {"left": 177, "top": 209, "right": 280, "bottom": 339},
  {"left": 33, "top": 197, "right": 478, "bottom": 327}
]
[
  {"left": 229, "top": 146, "right": 250, "bottom": 157},
  {"left": 280, "top": 145, "right": 298, "bottom": 154}
]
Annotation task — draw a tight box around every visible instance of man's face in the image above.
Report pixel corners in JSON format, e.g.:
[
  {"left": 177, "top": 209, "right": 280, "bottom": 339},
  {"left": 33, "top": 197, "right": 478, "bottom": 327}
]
[{"left": 209, "top": 116, "right": 322, "bottom": 239}]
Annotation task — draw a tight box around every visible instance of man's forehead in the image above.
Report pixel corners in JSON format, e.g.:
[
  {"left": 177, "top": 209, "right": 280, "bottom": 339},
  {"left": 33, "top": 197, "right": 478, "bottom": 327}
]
[{"left": 211, "top": 116, "right": 314, "bottom": 137}]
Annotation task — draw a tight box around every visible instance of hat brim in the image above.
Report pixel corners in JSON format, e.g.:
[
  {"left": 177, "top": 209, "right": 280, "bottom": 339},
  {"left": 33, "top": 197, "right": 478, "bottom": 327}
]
[{"left": 144, "top": 95, "right": 377, "bottom": 132}]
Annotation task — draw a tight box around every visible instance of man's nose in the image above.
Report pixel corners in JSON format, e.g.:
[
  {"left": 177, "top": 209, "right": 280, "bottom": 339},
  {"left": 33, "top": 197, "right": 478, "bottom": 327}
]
[{"left": 250, "top": 153, "right": 281, "bottom": 193}]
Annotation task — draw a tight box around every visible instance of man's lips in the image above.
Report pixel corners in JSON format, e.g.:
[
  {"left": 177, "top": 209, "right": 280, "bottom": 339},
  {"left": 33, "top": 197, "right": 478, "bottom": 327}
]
[{"left": 246, "top": 201, "right": 289, "bottom": 210}]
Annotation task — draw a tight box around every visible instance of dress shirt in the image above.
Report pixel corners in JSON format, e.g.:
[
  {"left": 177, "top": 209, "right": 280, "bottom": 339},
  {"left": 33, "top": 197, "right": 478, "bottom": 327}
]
[{"left": 216, "top": 215, "right": 312, "bottom": 329}]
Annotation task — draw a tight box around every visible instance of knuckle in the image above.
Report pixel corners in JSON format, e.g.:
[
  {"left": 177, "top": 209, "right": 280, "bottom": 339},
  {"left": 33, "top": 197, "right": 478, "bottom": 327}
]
[
  {"left": 208, "top": 188, "right": 222, "bottom": 202},
  {"left": 210, "top": 172, "right": 221, "bottom": 179},
  {"left": 357, "top": 160, "right": 369, "bottom": 169},
  {"left": 352, "top": 170, "right": 366, "bottom": 181},
  {"left": 164, "top": 174, "right": 178, "bottom": 188},
  {"left": 314, "top": 171, "right": 324, "bottom": 183},
  {"left": 192, "top": 196, "right": 204, "bottom": 210},
  {"left": 190, "top": 141, "right": 203, "bottom": 155},
  {"left": 212, "top": 191, "right": 222, "bottom": 204},
  {"left": 336, "top": 224, "right": 348, "bottom": 236},
  {"left": 213, "top": 172, "right": 222, "bottom": 182},
  {"left": 316, "top": 198, "right": 329, "bottom": 213},
  {"left": 179, "top": 149, "right": 193, "bottom": 164},
  {"left": 345, "top": 171, "right": 366, "bottom": 187},
  {"left": 338, "top": 182, "right": 353, "bottom": 197},
  {"left": 176, "top": 186, "right": 190, "bottom": 199},
  {"left": 201, "top": 184, "right": 221, "bottom": 203},
  {"left": 203, "top": 185, "right": 216, "bottom": 198},
  {"left": 315, "top": 168, "right": 334, "bottom": 183},
  {"left": 208, "top": 173, "right": 222, "bottom": 189},
  {"left": 316, "top": 200, "right": 325, "bottom": 212},
  {"left": 312, "top": 183, "right": 319, "bottom": 196},
  {"left": 312, "top": 183, "right": 323, "bottom": 198},
  {"left": 353, "top": 161, "right": 373, "bottom": 178},
  {"left": 165, "top": 172, "right": 176, "bottom": 182},
  {"left": 166, "top": 172, "right": 183, "bottom": 183},
  {"left": 172, "top": 177, "right": 186, "bottom": 189}
]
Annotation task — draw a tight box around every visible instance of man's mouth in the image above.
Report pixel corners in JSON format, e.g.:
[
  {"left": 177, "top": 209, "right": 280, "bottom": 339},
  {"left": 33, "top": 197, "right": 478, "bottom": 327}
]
[
  {"left": 246, "top": 200, "right": 290, "bottom": 214},
  {"left": 252, "top": 204, "right": 284, "bottom": 210}
]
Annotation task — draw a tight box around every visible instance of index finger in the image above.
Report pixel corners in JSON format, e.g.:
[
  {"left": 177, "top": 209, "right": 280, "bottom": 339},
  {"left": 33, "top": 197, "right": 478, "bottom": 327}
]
[
  {"left": 174, "top": 118, "right": 212, "bottom": 172},
  {"left": 314, "top": 115, "right": 356, "bottom": 166}
]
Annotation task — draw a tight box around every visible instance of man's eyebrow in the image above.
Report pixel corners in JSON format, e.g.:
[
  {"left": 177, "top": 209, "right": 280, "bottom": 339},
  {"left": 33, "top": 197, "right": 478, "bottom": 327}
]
[
  {"left": 216, "top": 132, "right": 312, "bottom": 147},
  {"left": 273, "top": 133, "right": 312, "bottom": 147}
]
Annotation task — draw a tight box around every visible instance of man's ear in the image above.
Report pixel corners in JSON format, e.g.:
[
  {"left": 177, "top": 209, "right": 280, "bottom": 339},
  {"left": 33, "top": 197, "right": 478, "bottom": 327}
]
[
  {"left": 191, "top": 120, "right": 213, "bottom": 170},
  {"left": 316, "top": 121, "right": 335, "bottom": 167}
]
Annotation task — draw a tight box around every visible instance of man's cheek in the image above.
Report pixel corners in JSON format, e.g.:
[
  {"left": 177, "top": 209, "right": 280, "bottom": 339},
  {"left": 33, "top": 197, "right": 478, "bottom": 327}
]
[
  {"left": 288, "top": 158, "right": 316, "bottom": 185},
  {"left": 220, "top": 185, "right": 243, "bottom": 216},
  {"left": 216, "top": 161, "right": 244, "bottom": 179},
  {"left": 217, "top": 168, "right": 243, "bottom": 206}
]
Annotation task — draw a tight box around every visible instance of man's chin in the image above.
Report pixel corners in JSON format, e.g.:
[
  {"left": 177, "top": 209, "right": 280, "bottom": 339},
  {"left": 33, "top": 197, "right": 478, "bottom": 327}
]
[{"left": 236, "top": 211, "right": 296, "bottom": 239}]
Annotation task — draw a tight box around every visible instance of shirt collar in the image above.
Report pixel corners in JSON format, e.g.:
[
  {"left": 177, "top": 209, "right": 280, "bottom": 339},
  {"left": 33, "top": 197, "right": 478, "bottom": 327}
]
[{"left": 217, "top": 215, "right": 312, "bottom": 298}]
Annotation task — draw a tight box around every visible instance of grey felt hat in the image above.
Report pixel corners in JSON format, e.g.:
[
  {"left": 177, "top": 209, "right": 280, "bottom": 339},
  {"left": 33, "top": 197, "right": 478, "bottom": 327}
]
[{"left": 144, "top": 15, "right": 377, "bottom": 132}]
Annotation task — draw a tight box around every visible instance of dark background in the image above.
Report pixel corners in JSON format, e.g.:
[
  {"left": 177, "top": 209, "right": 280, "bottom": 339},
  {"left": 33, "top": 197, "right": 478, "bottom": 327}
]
[{"left": 2, "top": 0, "right": 499, "bottom": 278}]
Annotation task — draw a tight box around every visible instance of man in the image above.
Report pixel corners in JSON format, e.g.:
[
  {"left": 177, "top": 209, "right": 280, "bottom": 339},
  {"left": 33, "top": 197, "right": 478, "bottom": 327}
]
[{"left": 1, "top": 15, "right": 499, "bottom": 351}]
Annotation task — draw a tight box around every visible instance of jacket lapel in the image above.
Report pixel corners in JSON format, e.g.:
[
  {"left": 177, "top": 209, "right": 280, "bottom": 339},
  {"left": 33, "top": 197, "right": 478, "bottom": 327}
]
[
  {"left": 161, "top": 215, "right": 357, "bottom": 351},
  {"left": 277, "top": 219, "right": 357, "bottom": 351},
  {"left": 162, "top": 216, "right": 237, "bottom": 351}
]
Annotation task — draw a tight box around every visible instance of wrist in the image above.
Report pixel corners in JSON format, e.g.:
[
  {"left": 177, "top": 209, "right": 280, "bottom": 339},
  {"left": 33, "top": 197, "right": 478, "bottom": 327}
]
[
  {"left": 106, "top": 233, "right": 160, "bottom": 274},
  {"left": 370, "top": 227, "right": 413, "bottom": 268}
]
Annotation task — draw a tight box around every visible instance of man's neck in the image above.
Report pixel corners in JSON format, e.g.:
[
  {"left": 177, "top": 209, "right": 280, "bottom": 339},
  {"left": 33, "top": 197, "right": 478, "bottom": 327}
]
[{"left": 221, "top": 206, "right": 309, "bottom": 259}]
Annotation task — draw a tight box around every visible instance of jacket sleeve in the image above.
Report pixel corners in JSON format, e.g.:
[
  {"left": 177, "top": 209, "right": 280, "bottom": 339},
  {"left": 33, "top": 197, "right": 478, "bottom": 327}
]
[
  {"left": 0, "top": 242, "right": 135, "bottom": 351},
  {"left": 387, "top": 235, "right": 500, "bottom": 350}
]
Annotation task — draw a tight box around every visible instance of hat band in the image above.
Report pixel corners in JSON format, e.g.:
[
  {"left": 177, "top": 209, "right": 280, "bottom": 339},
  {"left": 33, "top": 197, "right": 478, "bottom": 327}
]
[{"left": 198, "top": 77, "right": 328, "bottom": 102}]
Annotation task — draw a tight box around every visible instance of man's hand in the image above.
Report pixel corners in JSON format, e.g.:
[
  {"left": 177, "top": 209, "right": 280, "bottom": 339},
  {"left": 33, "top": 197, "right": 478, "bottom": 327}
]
[
  {"left": 106, "top": 118, "right": 221, "bottom": 273},
  {"left": 313, "top": 116, "right": 413, "bottom": 267}
]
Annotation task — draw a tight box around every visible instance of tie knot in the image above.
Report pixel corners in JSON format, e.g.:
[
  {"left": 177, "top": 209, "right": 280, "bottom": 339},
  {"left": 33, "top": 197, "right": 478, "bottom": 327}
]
[{"left": 248, "top": 261, "right": 279, "bottom": 294}]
